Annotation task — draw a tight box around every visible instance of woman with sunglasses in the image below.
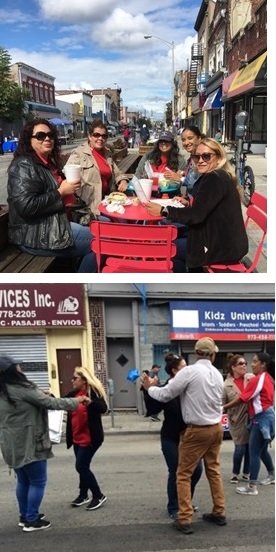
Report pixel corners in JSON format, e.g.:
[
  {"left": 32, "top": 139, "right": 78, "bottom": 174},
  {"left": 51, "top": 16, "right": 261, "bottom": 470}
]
[
  {"left": 135, "top": 130, "right": 186, "bottom": 191},
  {"left": 65, "top": 120, "right": 129, "bottom": 215},
  {"left": 65, "top": 367, "right": 108, "bottom": 511},
  {"left": 7, "top": 118, "right": 97, "bottom": 272},
  {"left": 141, "top": 353, "right": 203, "bottom": 520},
  {"left": 223, "top": 355, "right": 254, "bottom": 483},
  {"left": 147, "top": 138, "right": 248, "bottom": 272},
  {"left": 224, "top": 352, "right": 275, "bottom": 496}
]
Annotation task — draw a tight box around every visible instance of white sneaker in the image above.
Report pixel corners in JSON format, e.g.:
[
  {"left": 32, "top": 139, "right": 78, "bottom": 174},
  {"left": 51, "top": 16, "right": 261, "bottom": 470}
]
[
  {"left": 260, "top": 475, "right": 275, "bottom": 485},
  {"left": 236, "top": 485, "right": 258, "bottom": 496}
]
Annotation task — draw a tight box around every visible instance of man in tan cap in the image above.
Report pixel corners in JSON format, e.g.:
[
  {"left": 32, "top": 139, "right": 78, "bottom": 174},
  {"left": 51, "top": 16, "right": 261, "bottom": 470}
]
[{"left": 141, "top": 336, "right": 225, "bottom": 534}]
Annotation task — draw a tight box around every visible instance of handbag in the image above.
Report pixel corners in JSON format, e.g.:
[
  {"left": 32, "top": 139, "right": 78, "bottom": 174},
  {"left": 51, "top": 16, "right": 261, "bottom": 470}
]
[{"left": 66, "top": 195, "right": 95, "bottom": 226}]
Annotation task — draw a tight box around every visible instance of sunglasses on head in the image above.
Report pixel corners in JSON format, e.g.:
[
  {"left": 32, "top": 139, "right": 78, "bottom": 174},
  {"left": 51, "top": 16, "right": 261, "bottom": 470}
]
[
  {"left": 92, "top": 132, "right": 108, "bottom": 140},
  {"left": 31, "top": 131, "right": 55, "bottom": 141},
  {"left": 191, "top": 152, "right": 216, "bottom": 163}
]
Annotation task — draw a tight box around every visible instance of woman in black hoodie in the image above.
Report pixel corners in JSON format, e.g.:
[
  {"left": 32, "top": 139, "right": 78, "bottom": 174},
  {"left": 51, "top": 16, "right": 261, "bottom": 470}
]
[{"left": 143, "top": 353, "right": 203, "bottom": 519}]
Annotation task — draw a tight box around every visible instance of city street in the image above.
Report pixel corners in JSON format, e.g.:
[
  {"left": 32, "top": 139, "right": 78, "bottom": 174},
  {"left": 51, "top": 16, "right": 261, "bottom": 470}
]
[{"left": 0, "top": 432, "right": 274, "bottom": 552}]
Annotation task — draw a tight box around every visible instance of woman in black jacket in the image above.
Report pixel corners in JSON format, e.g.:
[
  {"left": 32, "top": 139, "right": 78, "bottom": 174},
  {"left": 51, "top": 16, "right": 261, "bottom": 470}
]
[
  {"left": 143, "top": 353, "right": 203, "bottom": 519},
  {"left": 66, "top": 366, "right": 108, "bottom": 511},
  {"left": 147, "top": 138, "right": 248, "bottom": 272},
  {"left": 7, "top": 118, "right": 97, "bottom": 272}
]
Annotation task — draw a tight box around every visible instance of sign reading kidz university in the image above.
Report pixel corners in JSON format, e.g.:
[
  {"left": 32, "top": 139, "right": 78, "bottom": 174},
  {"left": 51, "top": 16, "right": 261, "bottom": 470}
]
[
  {"left": 0, "top": 284, "right": 85, "bottom": 327},
  {"left": 170, "top": 300, "right": 275, "bottom": 341}
]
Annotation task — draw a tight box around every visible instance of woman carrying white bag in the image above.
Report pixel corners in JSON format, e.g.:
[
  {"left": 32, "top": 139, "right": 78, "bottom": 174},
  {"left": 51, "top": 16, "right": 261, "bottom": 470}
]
[{"left": 0, "top": 355, "right": 90, "bottom": 532}]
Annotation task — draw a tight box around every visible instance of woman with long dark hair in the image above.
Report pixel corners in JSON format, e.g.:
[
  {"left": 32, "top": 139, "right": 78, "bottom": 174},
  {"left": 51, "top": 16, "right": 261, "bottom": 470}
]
[
  {"left": 0, "top": 355, "right": 90, "bottom": 531},
  {"left": 135, "top": 130, "right": 186, "bottom": 187},
  {"left": 7, "top": 118, "right": 97, "bottom": 272},
  {"left": 224, "top": 352, "right": 275, "bottom": 496},
  {"left": 141, "top": 353, "right": 203, "bottom": 519}
]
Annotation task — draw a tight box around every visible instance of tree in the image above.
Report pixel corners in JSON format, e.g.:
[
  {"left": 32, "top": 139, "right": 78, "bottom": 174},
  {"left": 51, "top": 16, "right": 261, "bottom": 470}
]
[
  {"left": 0, "top": 46, "right": 29, "bottom": 122},
  {"left": 165, "top": 101, "right": 172, "bottom": 127}
]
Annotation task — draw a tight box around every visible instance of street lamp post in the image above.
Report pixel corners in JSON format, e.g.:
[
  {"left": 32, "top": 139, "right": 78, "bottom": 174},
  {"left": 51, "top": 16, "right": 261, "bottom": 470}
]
[{"left": 144, "top": 35, "right": 175, "bottom": 125}]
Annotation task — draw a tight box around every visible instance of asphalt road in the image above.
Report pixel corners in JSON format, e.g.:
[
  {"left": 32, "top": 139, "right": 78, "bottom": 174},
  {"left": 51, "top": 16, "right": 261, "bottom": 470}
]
[{"left": 0, "top": 434, "right": 274, "bottom": 552}]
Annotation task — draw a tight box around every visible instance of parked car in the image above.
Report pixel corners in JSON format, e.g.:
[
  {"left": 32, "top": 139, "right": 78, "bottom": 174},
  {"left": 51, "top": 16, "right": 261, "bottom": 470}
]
[{"left": 107, "top": 125, "right": 117, "bottom": 137}]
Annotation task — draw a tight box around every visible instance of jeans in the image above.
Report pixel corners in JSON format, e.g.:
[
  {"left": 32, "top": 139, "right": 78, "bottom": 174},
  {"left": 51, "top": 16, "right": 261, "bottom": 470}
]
[
  {"left": 14, "top": 460, "right": 47, "bottom": 522},
  {"left": 20, "top": 222, "right": 97, "bottom": 272},
  {"left": 249, "top": 416, "right": 275, "bottom": 484},
  {"left": 233, "top": 443, "right": 250, "bottom": 475},
  {"left": 73, "top": 443, "right": 102, "bottom": 499},
  {"left": 161, "top": 437, "right": 203, "bottom": 515},
  {"left": 177, "top": 424, "right": 225, "bottom": 524}
]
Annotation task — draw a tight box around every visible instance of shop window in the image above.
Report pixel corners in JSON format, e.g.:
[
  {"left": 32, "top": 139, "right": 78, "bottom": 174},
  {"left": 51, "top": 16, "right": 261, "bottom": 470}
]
[{"left": 251, "top": 96, "right": 267, "bottom": 142}]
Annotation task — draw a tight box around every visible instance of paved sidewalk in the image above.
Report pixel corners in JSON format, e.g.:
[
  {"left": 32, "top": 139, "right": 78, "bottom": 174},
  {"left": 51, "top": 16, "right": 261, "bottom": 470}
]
[{"left": 103, "top": 410, "right": 162, "bottom": 435}]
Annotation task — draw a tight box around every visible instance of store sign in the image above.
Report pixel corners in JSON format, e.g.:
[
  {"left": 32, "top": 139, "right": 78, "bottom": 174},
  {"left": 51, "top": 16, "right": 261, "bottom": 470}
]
[
  {"left": 170, "top": 301, "right": 275, "bottom": 341},
  {"left": 0, "top": 284, "right": 85, "bottom": 328}
]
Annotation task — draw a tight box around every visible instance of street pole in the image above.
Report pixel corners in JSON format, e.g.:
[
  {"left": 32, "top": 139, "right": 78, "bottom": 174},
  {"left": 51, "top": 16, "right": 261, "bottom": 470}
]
[{"left": 144, "top": 35, "right": 175, "bottom": 127}]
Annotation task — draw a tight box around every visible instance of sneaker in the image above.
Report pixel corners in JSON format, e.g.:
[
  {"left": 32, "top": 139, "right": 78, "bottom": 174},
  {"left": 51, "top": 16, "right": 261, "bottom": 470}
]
[
  {"left": 236, "top": 485, "right": 258, "bottom": 496},
  {"left": 193, "top": 504, "right": 199, "bottom": 512},
  {"left": 86, "top": 495, "right": 107, "bottom": 511},
  {"left": 260, "top": 475, "right": 275, "bottom": 486},
  {"left": 150, "top": 415, "right": 161, "bottom": 422},
  {"left": 18, "top": 513, "right": 45, "bottom": 527},
  {"left": 202, "top": 513, "right": 227, "bottom": 526},
  {"left": 172, "top": 519, "right": 194, "bottom": 534},
  {"left": 71, "top": 495, "right": 90, "bottom": 507},
  {"left": 230, "top": 475, "right": 239, "bottom": 484},
  {"left": 23, "top": 518, "right": 51, "bottom": 532},
  {"left": 241, "top": 474, "right": 250, "bottom": 481}
]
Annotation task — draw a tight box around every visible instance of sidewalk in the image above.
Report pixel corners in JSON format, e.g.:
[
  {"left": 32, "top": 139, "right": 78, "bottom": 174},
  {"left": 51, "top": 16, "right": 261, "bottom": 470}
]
[{"left": 102, "top": 410, "right": 162, "bottom": 435}]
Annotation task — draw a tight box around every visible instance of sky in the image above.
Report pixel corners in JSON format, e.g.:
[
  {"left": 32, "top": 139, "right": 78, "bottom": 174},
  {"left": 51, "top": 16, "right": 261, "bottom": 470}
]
[{"left": 0, "top": 0, "right": 201, "bottom": 118}]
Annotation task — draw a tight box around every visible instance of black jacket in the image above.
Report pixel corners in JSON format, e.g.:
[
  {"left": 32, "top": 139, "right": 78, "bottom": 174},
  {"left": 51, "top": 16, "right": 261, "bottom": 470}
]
[
  {"left": 165, "top": 169, "right": 248, "bottom": 268},
  {"left": 65, "top": 389, "right": 108, "bottom": 449},
  {"left": 7, "top": 154, "right": 74, "bottom": 250},
  {"left": 146, "top": 380, "right": 186, "bottom": 443}
]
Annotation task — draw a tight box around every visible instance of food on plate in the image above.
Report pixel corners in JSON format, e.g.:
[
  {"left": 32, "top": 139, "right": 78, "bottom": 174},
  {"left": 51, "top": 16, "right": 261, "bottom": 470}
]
[{"left": 107, "top": 191, "right": 128, "bottom": 203}]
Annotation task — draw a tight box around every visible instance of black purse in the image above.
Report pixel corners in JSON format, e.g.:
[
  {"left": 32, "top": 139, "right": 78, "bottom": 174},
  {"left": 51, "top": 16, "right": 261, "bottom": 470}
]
[{"left": 66, "top": 196, "right": 95, "bottom": 226}]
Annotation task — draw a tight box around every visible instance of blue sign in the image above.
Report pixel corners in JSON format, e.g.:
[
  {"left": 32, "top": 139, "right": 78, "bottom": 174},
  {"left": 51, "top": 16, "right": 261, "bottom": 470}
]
[{"left": 170, "top": 301, "right": 275, "bottom": 341}]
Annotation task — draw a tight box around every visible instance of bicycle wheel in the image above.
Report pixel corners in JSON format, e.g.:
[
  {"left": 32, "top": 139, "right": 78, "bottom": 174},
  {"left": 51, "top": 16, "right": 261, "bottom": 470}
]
[{"left": 242, "top": 165, "right": 255, "bottom": 206}]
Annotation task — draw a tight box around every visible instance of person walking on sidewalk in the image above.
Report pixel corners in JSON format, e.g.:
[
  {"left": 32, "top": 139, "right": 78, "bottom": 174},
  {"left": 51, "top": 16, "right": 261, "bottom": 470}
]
[
  {"left": 0, "top": 355, "right": 90, "bottom": 532},
  {"left": 66, "top": 366, "right": 108, "bottom": 511},
  {"left": 142, "top": 352, "right": 203, "bottom": 519},
  {"left": 224, "top": 352, "right": 275, "bottom": 496},
  {"left": 223, "top": 354, "right": 254, "bottom": 484},
  {"left": 142, "top": 337, "right": 226, "bottom": 535}
]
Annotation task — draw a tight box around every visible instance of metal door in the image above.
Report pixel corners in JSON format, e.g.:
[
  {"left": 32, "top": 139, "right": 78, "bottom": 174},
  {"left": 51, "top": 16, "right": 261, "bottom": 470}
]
[
  {"left": 107, "top": 339, "right": 136, "bottom": 408},
  {"left": 56, "top": 348, "right": 82, "bottom": 396}
]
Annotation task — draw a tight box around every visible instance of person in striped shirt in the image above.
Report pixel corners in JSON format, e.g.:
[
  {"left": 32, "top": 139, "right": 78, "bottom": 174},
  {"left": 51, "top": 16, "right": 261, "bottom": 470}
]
[{"left": 224, "top": 352, "right": 275, "bottom": 495}]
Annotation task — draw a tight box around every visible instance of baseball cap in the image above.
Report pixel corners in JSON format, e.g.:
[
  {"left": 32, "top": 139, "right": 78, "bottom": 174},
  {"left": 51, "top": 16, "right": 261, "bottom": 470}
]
[
  {"left": 158, "top": 131, "right": 174, "bottom": 142},
  {"left": 0, "top": 355, "right": 18, "bottom": 373},
  {"left": 194, "top": 337, "right": 219, "bottom": 355}
]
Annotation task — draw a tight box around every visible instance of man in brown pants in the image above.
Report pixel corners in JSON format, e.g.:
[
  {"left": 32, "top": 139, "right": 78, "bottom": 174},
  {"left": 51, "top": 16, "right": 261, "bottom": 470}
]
[{"left": 142, "top": 337, "right": 226, "bottom": 534}]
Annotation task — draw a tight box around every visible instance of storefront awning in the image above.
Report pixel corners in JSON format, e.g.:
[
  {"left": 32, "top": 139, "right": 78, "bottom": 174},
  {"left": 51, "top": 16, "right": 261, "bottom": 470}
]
[
  {"left": 227, "top": 52, "right": 267, "bottom": 98},
  {"left": 202, "top": 88, "right": 222, "bottom": 110},
  {"left": 27, "top": 102, "right": 61, "bottom": 114}
]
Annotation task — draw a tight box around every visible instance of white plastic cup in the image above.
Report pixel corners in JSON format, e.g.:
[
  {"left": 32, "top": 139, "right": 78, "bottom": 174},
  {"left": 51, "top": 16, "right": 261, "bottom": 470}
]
[
  {"left": 139, "top": 178, "right": 153, "bottom": 201},
  {"left": 64, "top": 164, "right": 81, "bottom": 182}
]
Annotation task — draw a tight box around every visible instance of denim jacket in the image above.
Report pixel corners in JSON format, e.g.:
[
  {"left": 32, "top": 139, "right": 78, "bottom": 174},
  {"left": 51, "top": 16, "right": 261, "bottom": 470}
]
[{"left": 250, "top": 407, "right": 275, "bottom": 441}]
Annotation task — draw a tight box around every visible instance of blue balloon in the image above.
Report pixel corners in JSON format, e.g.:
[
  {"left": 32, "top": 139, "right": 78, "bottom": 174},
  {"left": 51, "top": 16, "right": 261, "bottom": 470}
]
[{"left": 127, "top": 369, "right": 140, "bottom": 382}]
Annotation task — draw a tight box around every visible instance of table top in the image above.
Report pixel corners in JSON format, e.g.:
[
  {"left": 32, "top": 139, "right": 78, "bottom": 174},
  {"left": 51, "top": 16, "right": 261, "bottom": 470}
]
[{"left": 98, "top": 200, "right": 163, "bottom": 222}]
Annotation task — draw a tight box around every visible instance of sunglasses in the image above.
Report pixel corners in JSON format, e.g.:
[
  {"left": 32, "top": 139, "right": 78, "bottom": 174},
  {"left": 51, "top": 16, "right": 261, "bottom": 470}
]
[
  {"left": 191, "top": 153, "right": 217, "bottom": 163},
  {"left": 31, "top": 131, "right": 55, "bottom": 141},
  {"left": 72, "top": 375, "right": 80, "bottom": 381},
  {"left": 92, "top": 132, "right": 108, "bottom": 140},
  {"left": 236, "top": 361, "right": 247, "bottom": 366}
]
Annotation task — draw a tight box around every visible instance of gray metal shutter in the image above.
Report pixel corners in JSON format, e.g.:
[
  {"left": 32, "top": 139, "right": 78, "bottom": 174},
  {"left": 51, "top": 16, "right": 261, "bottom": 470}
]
[{"left": 0, "top": 334, "right": 49, "bottom": 387}]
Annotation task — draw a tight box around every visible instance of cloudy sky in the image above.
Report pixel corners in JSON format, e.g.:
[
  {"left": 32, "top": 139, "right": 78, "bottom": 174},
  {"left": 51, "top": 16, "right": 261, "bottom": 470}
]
[{"left": 1, "top": 0, "right": 201, "bottom": 117}]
